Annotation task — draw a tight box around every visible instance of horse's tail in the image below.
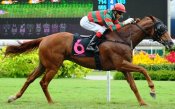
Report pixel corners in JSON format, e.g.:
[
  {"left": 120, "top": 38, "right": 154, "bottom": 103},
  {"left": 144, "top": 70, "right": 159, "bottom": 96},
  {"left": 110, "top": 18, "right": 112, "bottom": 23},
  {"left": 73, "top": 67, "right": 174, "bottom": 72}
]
[{"left": 5, "top": 38, "right": 43, "bottom": 55}]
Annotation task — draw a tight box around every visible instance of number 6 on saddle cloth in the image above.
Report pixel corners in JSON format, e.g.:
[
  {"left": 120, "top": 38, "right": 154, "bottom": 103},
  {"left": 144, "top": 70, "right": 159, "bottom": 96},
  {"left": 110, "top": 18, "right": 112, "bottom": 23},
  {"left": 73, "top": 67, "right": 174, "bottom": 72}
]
[{"left": 72, "top": 33, "right": 102, "bottom": 57}]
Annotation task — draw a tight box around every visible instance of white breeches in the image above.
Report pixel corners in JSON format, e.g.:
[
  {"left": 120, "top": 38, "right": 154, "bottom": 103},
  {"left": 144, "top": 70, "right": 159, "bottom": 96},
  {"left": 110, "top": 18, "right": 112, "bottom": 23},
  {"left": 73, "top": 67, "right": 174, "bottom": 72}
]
[{"left": 80, "top": 16, "right": 106, "bottom": 34}]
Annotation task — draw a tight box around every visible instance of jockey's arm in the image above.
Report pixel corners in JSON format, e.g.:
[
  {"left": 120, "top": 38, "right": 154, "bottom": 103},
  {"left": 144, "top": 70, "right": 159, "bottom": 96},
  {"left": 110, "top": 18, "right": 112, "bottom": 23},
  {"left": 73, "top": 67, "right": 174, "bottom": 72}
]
[{"left": 104, "top": 13, "right": 124, "bottom": 31}]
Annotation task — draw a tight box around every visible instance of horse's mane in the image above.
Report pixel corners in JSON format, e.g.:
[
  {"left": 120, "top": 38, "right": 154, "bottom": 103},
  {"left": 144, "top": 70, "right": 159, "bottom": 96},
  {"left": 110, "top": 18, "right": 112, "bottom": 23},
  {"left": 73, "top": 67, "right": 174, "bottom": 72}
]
[{"left": 120, "top": 16, "right": 154, "bottom": 31}]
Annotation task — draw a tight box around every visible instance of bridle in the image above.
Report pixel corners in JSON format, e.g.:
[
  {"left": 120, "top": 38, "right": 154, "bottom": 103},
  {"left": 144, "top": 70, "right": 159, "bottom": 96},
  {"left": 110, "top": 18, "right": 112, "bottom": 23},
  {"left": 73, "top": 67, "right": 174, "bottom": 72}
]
[{"left": 134, "top": 18, "right": 168, "bottom": 42}]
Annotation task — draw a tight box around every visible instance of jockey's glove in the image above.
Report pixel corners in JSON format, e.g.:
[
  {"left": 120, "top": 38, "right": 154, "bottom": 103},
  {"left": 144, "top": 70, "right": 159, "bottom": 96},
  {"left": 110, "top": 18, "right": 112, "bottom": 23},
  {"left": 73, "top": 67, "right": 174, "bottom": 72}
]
[{"left": 123, "top": 18, "right": 134, "bottom": 25}]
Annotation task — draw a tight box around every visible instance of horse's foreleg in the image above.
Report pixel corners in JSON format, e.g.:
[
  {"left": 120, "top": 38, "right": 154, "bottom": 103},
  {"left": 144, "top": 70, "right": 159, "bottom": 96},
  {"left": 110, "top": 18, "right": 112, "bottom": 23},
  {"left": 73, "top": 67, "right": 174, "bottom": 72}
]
[
  {"left": 120, "top": 60, "right": 155, "bottom": 98},
  {"left": 122, "top": 72, "right": 147, "bottom": 106},
  {"left": 8, "top": 63, "right": 45, "bottom": 103}
]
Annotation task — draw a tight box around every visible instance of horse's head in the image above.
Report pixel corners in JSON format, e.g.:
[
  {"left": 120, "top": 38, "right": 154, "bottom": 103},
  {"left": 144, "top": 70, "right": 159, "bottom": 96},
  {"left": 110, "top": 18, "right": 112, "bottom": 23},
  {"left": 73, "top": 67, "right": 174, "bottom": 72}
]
[
  {"left": 105, "top": 16, "right": 174, "bottom": 50},
  {"left": 137, "top": 16, "right": 174, "bottom": 50}
]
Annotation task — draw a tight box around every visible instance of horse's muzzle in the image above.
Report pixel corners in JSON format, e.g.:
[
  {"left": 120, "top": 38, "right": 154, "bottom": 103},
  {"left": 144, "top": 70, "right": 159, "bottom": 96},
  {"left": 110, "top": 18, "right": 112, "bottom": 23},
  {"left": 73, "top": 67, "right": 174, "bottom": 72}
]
[{"left": 165, "top": 40, "right": 174, "bottom": 50}]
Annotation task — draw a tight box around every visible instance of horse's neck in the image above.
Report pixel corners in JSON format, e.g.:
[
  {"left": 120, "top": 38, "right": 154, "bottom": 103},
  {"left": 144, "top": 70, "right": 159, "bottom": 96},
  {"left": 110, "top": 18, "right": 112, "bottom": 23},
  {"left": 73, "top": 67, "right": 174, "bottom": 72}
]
[
  {"left": 125, "top": 20, "right": 154, "bottom": 48},
  {"left": 112, "top": 26, "right": 145, "bottom": 48},
  {"left": 110, "top": 18, "right": 154, "bottom": 49},
  {"left": 131, "top": 29, "right": 145, "bottom": 48}
]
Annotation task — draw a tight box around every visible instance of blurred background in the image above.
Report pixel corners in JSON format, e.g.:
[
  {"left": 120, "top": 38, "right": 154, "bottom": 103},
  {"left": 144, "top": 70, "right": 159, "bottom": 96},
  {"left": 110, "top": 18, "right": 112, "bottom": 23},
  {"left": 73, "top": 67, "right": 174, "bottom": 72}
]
[
  {"left": 171, "top": 0, "right": 175, "bottom": 38},
  {"left": 0, "top": 0, "right": 174, "bottom": 39}
]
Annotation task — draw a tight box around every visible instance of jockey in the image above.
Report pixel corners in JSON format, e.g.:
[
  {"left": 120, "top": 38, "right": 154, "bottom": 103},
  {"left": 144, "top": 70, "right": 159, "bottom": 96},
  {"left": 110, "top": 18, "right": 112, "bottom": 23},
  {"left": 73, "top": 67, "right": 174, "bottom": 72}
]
[{"left": 80, "top": 3, "right": 134, "bottom": 52}]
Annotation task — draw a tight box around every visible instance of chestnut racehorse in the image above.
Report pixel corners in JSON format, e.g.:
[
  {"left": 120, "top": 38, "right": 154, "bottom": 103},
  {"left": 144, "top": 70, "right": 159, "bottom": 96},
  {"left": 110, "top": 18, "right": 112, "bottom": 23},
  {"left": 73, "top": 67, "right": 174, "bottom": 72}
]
[{"left": 5, "top": 16, "right": 174, "bottom": 105}]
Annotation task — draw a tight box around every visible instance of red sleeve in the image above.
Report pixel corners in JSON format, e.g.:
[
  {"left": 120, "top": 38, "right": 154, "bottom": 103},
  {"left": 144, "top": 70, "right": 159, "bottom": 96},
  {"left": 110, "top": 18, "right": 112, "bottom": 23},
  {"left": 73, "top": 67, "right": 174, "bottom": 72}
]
[{"left": 114, "top": 20, "right": 119, "bottom": 24}]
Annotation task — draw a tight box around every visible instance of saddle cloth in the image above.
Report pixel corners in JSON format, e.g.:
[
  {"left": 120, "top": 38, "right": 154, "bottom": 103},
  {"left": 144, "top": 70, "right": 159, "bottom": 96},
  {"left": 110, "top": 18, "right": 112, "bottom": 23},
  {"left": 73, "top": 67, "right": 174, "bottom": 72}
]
[{"left": 72, "top": 33, "right": 95, "bottom": 57}]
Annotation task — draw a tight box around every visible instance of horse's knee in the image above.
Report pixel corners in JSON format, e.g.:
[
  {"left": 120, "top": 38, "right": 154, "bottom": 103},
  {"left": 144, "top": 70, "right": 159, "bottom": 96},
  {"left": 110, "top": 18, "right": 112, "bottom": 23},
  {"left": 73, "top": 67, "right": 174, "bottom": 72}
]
[
  {"left": 138, "top": 67, "right": 146, "bottom": 73},
  {"left": 138, "top": 67, "right": 149, "bottom": 77},
  {"left": 26, "top": 78, "right": 35, "bottom": 84},
  {"left": 40, "top": 81, "right": 47, "bottom": 89},
  {"left": 40, "top": 80, "right": 44, "bottom": 87}
]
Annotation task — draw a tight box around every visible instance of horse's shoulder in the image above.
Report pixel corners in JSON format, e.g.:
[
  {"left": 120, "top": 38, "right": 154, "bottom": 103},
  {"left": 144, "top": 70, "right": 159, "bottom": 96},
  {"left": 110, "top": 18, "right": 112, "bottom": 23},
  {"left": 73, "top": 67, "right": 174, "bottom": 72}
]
[{"left": 99, "top": 42, "right": 113, "bottom": 52}]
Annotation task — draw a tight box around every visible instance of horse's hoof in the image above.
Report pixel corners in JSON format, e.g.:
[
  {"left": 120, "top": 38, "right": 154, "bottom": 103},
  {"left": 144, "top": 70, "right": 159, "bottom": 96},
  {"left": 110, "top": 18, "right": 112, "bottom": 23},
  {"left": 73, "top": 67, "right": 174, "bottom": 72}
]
[
  {"left": 8, "top": 96, "right": 16, "bottom": 103},
  {"left": 140, "top": 103, "right": 147, "bottom": 106},
  {"left": 48, "top": 100, "right": 54, "bottom": 104},
  {"left": 150, "top": 92, "right": 156, "bottom": 99}
]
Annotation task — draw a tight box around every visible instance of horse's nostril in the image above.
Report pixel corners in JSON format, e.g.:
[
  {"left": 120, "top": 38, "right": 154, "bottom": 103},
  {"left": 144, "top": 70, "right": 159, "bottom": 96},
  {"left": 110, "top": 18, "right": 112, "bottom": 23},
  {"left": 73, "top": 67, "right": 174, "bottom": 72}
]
[{"left": 170, "top": 41, "right": 174, "bottom": 46}]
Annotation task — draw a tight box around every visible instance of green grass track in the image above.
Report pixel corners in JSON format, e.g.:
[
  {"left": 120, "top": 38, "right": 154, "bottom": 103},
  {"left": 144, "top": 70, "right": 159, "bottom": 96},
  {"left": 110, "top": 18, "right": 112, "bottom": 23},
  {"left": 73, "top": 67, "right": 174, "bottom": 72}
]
[{"left": 0, "top": 78, "right": 175, "bottom": 109}]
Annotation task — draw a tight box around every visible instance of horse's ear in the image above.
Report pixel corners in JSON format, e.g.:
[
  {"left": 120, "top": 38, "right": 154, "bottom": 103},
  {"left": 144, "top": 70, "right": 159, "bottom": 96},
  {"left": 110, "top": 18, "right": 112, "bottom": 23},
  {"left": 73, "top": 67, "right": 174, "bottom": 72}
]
[
  {"left": 149, "top": 16, "right": 156, "bottom": 22},
  {"left": 135, "top": 18, "right": 141, "bottom": 23}
]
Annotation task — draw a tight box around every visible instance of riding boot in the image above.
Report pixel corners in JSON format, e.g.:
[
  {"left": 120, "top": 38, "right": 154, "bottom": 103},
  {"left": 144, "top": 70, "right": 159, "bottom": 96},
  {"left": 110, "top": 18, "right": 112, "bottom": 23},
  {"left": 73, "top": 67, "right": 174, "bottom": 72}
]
[{"left": 86, "top": 35, "right": 99, "bottom": 51}]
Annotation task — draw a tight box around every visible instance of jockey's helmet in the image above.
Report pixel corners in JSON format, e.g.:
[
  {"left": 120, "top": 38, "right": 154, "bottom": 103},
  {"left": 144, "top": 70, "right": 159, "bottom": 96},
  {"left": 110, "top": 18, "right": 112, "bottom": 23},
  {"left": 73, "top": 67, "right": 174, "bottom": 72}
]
[{"left": 112, "top": 3, "right": 126, "bottom": 13}]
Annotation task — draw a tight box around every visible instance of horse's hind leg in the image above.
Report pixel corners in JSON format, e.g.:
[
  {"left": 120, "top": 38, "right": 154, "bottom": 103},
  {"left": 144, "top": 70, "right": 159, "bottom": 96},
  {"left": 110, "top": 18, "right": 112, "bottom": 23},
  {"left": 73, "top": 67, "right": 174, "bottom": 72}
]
[
  {"left": 40, "top": 55, "right": 64, "bottom": 103},
  {"left": 8, "top": 63, "right": 45, "bottom": 103},
  {"left": 40, "top": 69, "right": 58, "bottom": 103},
  {"left": 122, "top": 72, "right": 147, "bottom": 106}
]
